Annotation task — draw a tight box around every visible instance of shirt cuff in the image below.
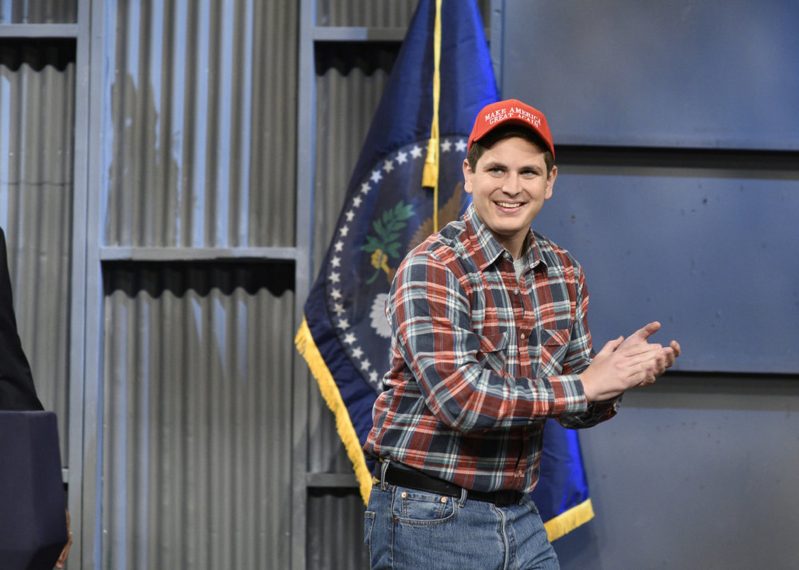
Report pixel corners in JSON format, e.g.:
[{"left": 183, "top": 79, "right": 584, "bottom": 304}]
[{"left": 543, "top": 374, "right": 590, "bottom": 416}]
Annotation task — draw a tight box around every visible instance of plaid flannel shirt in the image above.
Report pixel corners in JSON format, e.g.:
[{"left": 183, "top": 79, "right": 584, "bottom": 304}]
[{"left": 364, "top": 204, "right": 618, "bottom": 493}]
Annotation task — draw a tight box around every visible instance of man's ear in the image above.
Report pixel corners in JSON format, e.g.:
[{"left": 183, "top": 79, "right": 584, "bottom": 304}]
[
  {"left": 462, "top": 158, "right": 474, "bottom": 194},
  {"left": 544, "top": 165, "right": 558, "bottom": 200}
]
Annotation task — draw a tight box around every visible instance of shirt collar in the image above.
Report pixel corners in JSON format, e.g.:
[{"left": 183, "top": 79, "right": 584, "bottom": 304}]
[{"left": 464, "top": 204, "right": 545, "bottom": 272}]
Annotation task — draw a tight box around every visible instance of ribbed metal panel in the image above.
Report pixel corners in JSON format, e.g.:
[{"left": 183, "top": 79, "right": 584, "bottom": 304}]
[
  {"left": 0, "top": 52, "right": 74, "bottom": 459},
  {"left": 102, "top": 0, "right": 297, "bottom": 248},
  {"left": 0, "top": 0, "right": 77, "bottom": 23},
  {"left": 317, "top": 0, "right": 491, "bottom": 28},
  {"left": 102, "top": 263, "right": 294, "bottom": 569},
  {"left": 307, "top": 490, "right": 369, "bottom": 570},
  {"left": 317, "top": 0, "right": 416, "bottom": 27},
  {"left": 309, "top": 58, "right": 392, "bottom": 473},
  {"left": 311, "top": 59, "right": 391, "bottom": 276}
]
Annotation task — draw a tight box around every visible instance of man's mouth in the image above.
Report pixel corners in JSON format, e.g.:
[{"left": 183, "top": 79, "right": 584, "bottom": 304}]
[{"left": 495, "top": 201, "right": 524, "bottom": 210}]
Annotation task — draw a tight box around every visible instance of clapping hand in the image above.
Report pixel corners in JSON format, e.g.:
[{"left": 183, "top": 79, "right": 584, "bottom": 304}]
[{"left": 580, "top": 321, "right": 681, "bottom": 402}]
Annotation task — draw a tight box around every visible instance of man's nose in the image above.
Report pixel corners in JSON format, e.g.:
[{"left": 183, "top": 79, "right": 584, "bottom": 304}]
[{"left": 502, "top": 173, "right": 523, "bottom": 194}]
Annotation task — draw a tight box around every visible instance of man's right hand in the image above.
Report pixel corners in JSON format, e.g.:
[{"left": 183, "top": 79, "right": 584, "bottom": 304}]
[{"left": 579, "top": 321, "right": 680, "bottom": 402}]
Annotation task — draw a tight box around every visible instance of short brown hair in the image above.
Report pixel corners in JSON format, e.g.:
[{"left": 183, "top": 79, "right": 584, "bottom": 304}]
[{"left": 466, "top": 124, "right": 555, "bottom": 174}]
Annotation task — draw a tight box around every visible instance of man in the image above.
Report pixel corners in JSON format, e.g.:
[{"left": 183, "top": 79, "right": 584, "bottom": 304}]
[
  {"left": 363, "top": 99, "right": 680, "bottom": 569},
  {"left": 0, "top": 227, "right": 71, "bottom": 568},
  {"left": 0, "top": 227, "right": 43, "bottom": 411}
]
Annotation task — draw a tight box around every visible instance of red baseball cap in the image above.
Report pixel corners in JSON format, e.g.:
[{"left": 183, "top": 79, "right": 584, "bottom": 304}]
[{"left": 467, "top": 99, "right": 555, "bottom": 158}]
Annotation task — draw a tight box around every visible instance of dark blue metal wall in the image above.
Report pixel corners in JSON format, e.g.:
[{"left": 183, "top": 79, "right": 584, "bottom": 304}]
[
  {"left": 496, "top": 1, "right": 799, "bottom": 568},
  {"left": 501, "top": 0, "right": 799, "bottom": 151},
  {"left": 500, "top": 0, "right": 799, "bottom": 373}
]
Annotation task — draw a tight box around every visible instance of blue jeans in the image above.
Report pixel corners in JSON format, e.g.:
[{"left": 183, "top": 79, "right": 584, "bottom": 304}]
[{"left": 364, "top": 467, "right": 559, "bottom": 570}]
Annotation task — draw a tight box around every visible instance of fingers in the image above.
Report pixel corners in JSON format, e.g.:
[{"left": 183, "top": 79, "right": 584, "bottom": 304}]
[
  {"left": 629, "top": 321, "right": 661, "bottom": 342},
  {"left": 585, "top": 331, "right": 681, "bottom": 398},
  {"left": 637, "top": 375, "right": 656, "bottom": 387},
  {"left": 624, "top": 346, "right": 671, "bottom": 383},
  {"left": 659, "top": 342, "right": 681, "bottom": 369},
  {"left": 619, "top": 341, "right": 663, "bottom": 358},
  {"left": 631, "top": 343, "right": 683, "bottom": 386},
  {"left": 56, "top": 509, "right": 72, "bottom": 568},
  {"left": 617, "top": 322, "right": 661, "bottom": 353},
  {"left": 598, "top": 336, "right": 624, "bottom": 355},
  {"left": 616, "top": 324, "right": 681, "bottom": 369},
  {"left": 662, "top": 351, "right": 674, "bottom": 370},
  {"left": 627, "top": 350, "right": 665, "bottom": 372},
  {"left": 663, "top": 346, "right": 677, "bottom": 368}
]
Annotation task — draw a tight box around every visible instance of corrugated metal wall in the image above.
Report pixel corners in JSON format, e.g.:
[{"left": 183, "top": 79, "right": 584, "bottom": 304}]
[
  {"left": 316, "top": 0, "right": 416, "bottom": 27},
  {"left": 102, "top": 263, "right": 293, "bottom": 568},
  {"left": 1, "top": 1, "right": 494, "bottom": 567},
  {"left": 0, "top": 42, "right": 74, "bottom": 458},
  {"left": 98, "top": 0, "right": 299, "bottom": 568},
  {"left": 317, "top": 0, "right": 490, "bottom": 29},
  {"left": 103, "top": 0, "right": 296, "bottom": 248},
  {"left": 307, "top": 490, "right": 370, "bottom": 569},
  {"left": 0, "top": 0, "right": 76, "bottom": 23}
]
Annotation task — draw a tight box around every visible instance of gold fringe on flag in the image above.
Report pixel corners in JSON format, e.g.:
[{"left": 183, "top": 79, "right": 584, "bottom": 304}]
[
  {"left": 544, "top": 498, "right": 595, "bottom": 542},
  {"left": 294, "top": 318, "right": 373, "bottom": 503}
]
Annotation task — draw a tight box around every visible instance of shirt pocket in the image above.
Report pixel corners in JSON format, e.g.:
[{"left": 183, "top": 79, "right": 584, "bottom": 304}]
[
  {"left": 477, "top": 331, "right": 508, "bottom": 373},
  {"left": 538, "top": 328, "right": 571, "bottom": 376}
]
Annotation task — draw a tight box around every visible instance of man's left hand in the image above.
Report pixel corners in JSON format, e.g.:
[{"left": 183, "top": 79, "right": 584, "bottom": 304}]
[{"left": 618, "top": 321, "right": 681, "bottom": 385}]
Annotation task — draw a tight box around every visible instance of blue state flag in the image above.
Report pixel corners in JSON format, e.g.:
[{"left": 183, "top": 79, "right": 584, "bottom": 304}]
[{"left": 295, "top": 0, "right": 593, "bottom": 541}]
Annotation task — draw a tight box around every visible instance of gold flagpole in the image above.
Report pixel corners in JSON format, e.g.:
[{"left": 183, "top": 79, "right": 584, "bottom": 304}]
[{"left": 421, "top": 0, "right": 443, "bottom": 232}]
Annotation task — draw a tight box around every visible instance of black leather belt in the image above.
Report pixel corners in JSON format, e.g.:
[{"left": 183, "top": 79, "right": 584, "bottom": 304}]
[{"left": 377, "top": 461, "right": 523, "bottom": 507}]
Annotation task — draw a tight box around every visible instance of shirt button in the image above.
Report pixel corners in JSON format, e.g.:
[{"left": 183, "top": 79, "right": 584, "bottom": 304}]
[
  {"left": 514, "top": 289, "right": 519, "bottom": 296},
  {"left": 520, "top": 332, "right": 526, "bottom": 340}
]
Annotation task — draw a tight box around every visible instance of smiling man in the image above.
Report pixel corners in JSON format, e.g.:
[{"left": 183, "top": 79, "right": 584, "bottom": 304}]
[
  {"left": 462, "top": 110, "right": 556, "bottom": 260},
  {"left": 363, "top": 99, "right": 680, "bottom": 570}
]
